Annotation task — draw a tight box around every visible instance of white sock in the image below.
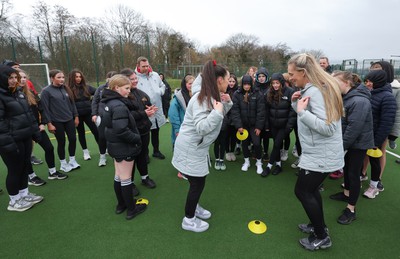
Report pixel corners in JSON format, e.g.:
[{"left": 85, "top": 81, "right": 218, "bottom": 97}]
[
  {"left": 100, "top": 154, "right": 106, "bottom": 159},
  {"left": 60, "top": 159, "right": 67, "bottom": 164},
  {"left": 141, "top": 175, "right": 149, "bottom": 180},
  {"left": 244, "top": 158, "right": 250, "bottom": 163},
  {"left": 19, "top": 187, "right": 29, "bottom": 197},
  {"left": 49, "top": 167, "right": 56, "bottom": 174},
  {"left": 276, "top": 161, "right": 281, "bottom": 167},
  {"left": 69, "top": 156, "right": 76, "bottom": 161},
  {"left": 370, "top": 180, "right": 378, "bottom": 188},
  {"left": 9, "top": 194, "right": 20, "bottom": 204},
  {"left": 267, "top": 163, "right": 273, "bottom": 169},
  {"left": 256, "top": 159, "right": 262, "bottom": 164},
  {"left": 236, "top": 143, "right": 241, "bottom": 148},
  {"left": 184, "top": 216, "right": 195, "bottom": 222},
  {"left": 83, "top": 149, "right": 89, "bottom": 153},
  {"left": 28, "top": 172, "right": 37, "bottom": 179}
]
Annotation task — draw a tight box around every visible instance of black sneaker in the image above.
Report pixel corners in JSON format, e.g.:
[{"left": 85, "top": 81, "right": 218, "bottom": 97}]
[
  {"left": 337, "top": 208, "right": 356, "bottom": 225},
  {"left": 48, "top": 171, "right": 68, "bottom": 180},
  {"left": 377, "top": 181, "right": 384, "bottom": 192},
  {"left": 262, "top": 153, "right": 269, "bottom": 162},
  {"left": 272, "top": 165, "right": 282, "bottom": 175},
  {"left": 141, "top": 177, "right": 156, "bottom": 189},
  {"left": 234, "top": 147, "right": 241, "bottom": 156},
  {"left": 31, "top": 155, "right": 43, "bottom": 165},
  {"left": 115, "top": 204, "right": 127, "bottom": 214},
  {"left": 298, "top": 223, "right": 314, "bottom": 234},
  {"left": 132, "top": 184, "right": 140, "bottom": 196},
  {"left": 261, "top": 167, "right": 271, "bottom": 177},
  {"left": 28, "top": 176, "right": 46, "bottom": 186},
  {"left": 152, "top": 151, "right": 165, "bottom": 160},
  {"left": 126, "top": 203, "right": 147, "bottom": 220},
  {"left": 299, "top": 233, "right": 332, "bottom": 251},
  {"left": 396, "top": 159, "right": 400, "bottom": 164},
  {"left": 329, "top": 192, "right": 349, "bottom": 202}
]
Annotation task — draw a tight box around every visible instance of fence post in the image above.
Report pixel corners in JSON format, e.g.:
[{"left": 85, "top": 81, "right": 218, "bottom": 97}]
[
  {"left": 64, "top": 36, "right": 71, "bottom": 72},
  {"left": 91, "top": 33, "right": 100, "bottom": 86},
  {"left": 11, "top": 38, "right": 17, "bottom": 61}
]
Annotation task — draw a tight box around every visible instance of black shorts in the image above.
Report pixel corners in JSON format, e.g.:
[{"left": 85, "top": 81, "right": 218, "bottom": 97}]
[{"left": 114, "top": 156, "right": 135, "bottom": 162}]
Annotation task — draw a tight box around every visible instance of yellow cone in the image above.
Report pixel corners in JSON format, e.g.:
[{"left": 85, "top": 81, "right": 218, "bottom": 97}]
[
  {"left": 248, "top": 220, "right": 267, "bottom": 234},
  {"left": 237, "top": 129, "right": 249, "bottom": 141},
  {"left": 136, "top": 198, "right": 149, "bottom": 205},
  {"left": 366, "top": 148, "right": 383, "bottom": 158}
]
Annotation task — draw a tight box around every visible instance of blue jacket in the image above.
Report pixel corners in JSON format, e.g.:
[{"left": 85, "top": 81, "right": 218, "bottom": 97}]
[{"left": 168, "top": 90, "right": 187, "bottom": 145}]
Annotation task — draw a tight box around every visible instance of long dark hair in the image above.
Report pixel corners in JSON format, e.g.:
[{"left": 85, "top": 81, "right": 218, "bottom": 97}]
[
  {"left": 68, "top": 69, "right": 90, "bottom": 99},
  {"left": 49, "top": 69, "right": 74, "bottom": 101},
  {"left": 198, "top": 60, "right": 228, "bottom": 109},
  {"left": 180, "top": 74, "right": 193, "bottom": 106}
]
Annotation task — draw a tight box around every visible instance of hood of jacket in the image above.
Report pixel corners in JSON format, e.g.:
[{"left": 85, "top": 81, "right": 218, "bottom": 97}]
[{"left": 0, "top": 65, "right": 18, "bottom": 91}]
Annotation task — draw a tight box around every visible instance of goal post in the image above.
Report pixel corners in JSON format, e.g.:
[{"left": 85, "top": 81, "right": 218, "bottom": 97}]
[{"left": 19, "top": 63, "right": 50, "bottom": 93}]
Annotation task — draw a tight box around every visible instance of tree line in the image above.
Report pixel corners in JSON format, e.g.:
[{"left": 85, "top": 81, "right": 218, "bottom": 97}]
[{"left": 0, "top": 0, "right": 324, "bottom": 82}]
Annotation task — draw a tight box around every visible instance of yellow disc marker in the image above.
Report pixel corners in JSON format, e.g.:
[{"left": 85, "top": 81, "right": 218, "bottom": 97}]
[
  {"left": 237, "top": 129, "right": 249, "bottom": 141},
  {"left": 366, "top": 148, "right": 383, "bottom": 158},
  {"left": 136, "top": 198, "right": 149, "bottom": 205},
  {"left": 248, "top": 220, "right": 267, "bottom": 234}
]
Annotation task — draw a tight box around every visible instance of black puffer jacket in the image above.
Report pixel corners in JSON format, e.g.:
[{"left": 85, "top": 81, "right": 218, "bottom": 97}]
[
  {"left": 342, "top": 85, "right": 374, "bottom": 150},
  {"left": 265, "top": 85, "right": 296, "bottom": 130},
  {"left": 101, "top": 89, "right": 141, "bottom": 160},
  {"left": 231, "top": 88, "right": 265, "bottom": 130},
  {"left": 129, "top": 88, "right": 152, "bottom": 135},
  {"left": 0, "top": 66, "right": 40, "bottom": 153},
  {"left": 72, "top": 85, "right": 96, "bottom": 116}
]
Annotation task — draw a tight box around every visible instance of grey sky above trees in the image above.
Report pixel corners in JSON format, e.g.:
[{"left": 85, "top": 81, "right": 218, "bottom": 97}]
[{"left": 9, "top": 0, "right": 400, "bottom": 63}]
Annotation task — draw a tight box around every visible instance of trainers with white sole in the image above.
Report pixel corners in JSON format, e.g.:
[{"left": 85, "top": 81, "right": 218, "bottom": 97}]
[
  {"left": 256, "top": 160, "right": 263, "bottom": 175},
  {"left": 60, "top": 162, "right": 72, "bottom": 173},
  {"left": 69, "top": 159, "right": 80, "bottom": 170},
  {"left": 7, "top": 198, "right": 34, "bottom": 212},
  {"left": 363, "top": 185, "right": 379, "bottom": 199},
  {"left": 182, "top": 216, "right": 209, "bottom": 232},
  {"left": 241, "top": 159, "right": 250, "bottom": 171},
  {"left": 195, "top": 204, "right": 211, "bottom": 219},
  {"left": 98, "top": 155, "right": 107, "bottom": 167},
  {"left": 83, "top": 149, "right": 91, "bottom": 160},
  {"left": 22, "top": 192, "right": 44, "bottom": 204}
]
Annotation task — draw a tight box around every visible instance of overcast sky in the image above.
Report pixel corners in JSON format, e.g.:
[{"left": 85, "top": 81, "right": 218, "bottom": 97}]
[{"left": 10, "top": 0, "right": 400, "bottom": 64}]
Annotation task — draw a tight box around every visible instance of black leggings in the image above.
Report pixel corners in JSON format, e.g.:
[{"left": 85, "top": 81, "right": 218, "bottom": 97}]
[
  {"left": 242, "top": 127, "right": 262, "bottom": 159},
  {"left": 133, "top": 133, "right": 150, "bottom": 178},
  {"left": 97, "top": 116, "right": 107, "bottom": 154},
  {"left": 151, "top": 127, "right": 160, "bottom": 153},
  {"left": 1, "top": 138, "right": 31, "bottom": 195},
  {"left": 225, "top": 125, "right": 237, "bottom": 153},
  {"left": 214, "top": 130, "right": 227, "bottom": 159},
  {"left": 52, "top": 120, "right": 76, "bottom": 160},
  {"left": 295, "top": 169, "right": 328, "bottom": 239},
  {"left": 261, "top": 130, "right": 271, "bottom": 154},
  {"left": 27, "top": 131, "right": 55, "bottom": 173},
  {"left": 343, "top": 149, "right": 366, "bottom": 206},
  {"left": 76, "top": 114, "right": 99, "bottom": 149},
  {"left": 270, "top": 128, "right": 286, "bottom": 164},
  {"left": 185, "top": 175, "right": 206, "bottom": 218}
]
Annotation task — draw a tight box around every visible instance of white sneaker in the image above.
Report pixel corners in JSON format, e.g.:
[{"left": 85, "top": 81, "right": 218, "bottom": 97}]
[
  {"left": 363, "top": 185, "right": 379, "bottom": 199},
  {"left": 214, "top": 160, "right": 221, "bottom": 170},
  {"left": 292, "top": 146, "right": 299, "bottom": 158},
  {"left": 7, "top": 198, "right": 34, "bottom": 212},
  {"left": 225, "top": 153, "right": 232, "bottom": 161},
  {"left": 98, "top": 155, "right": 107, "bottom": 167},
  {"left": 69, "top": 159, "right": 81, "bottom": 170},
  {"left": 291, "top": 159, "right": 299, "bottom": 169},
  {"left": 182, "top": 216, "right": 209, "bottom": 232},
  {"left": 241, "top": 161, "right": 250, "bottom": 171},
  {"left": 60, "top": 162, "right": 72, "bottom": 173},
  {"left": 22, "top": 192, "right": 44, "bottom": 204},
  {"left": 281, "top": 149, "right": 289, "bottom": 161},
  {"left": 83, "top": 149, "right": 91, "bottom": 160},
  {"left": 195, "top": 204, "right": 211, "bottom": 219},
  {"left": 220, "top": 161, "right": 226, "bottom": 171},
  {"left": 230, "top": 153, "right": 236, "bottom": 161},
  {"left": 256, "top": 160, "right": 263, "bottom": 175}
]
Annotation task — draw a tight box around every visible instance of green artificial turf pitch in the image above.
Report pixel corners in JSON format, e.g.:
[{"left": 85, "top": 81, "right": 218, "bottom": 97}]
[{"left": 0, "top": 124, "right": 399, "bottom": 258}]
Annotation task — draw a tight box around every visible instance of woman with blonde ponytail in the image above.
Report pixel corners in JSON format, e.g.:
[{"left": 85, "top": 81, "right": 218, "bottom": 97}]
[{"left": 288, "top": 53, "right": 344, "bottom": 251}]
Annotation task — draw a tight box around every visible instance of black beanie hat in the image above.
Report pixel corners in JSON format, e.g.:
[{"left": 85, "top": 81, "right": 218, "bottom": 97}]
[
  {"left": 241, "top": 74, "right": 253, "bottom": 86},
  {"left": 364, "top": 70, "right": 387, "bottom": 89}
]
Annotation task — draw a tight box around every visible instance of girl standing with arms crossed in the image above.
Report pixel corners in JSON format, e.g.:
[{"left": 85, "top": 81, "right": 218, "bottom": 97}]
[
  {"left": 41, "top": 69, "right": 80, "bottom": 173},
  {"left": 172, "top": 60, "right": 232, "bottom": 232},
  {"left": 288, "top": 53, "right": 344, "bottom": 251}
]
